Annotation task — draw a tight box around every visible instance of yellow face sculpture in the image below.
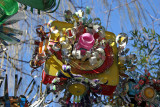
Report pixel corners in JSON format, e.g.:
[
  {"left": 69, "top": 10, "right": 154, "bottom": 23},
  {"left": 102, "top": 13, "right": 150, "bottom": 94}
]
[{"left": 44, "top": 21, "right": 119, "bottom": 87}]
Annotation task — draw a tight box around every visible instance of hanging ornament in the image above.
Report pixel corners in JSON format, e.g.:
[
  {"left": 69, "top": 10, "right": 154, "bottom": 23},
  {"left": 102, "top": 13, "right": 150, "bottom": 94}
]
[
  {"left": 15, "top": 0, "right": 60, "bottom": 13},
  {"left": 0, "top": 0, "right": 19, "bottom": 25}
]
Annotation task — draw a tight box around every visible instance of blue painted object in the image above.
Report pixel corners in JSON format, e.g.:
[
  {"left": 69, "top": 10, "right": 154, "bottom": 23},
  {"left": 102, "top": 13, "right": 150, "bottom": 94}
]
[
  {"left": 128, "top": 82, "right": 139, "bottom": 96},
  {"left": 5, "top": 100, "right": 10, "bottom": 107},
  {"left": 20, "top": 97, "right": 26, "bottom": 107}
]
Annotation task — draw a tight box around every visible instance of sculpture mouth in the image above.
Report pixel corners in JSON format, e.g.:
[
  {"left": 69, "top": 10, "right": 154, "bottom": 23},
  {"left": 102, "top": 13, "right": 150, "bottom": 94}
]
[{"left": 70, "top": 43, "right": 114, "bottom": 74}]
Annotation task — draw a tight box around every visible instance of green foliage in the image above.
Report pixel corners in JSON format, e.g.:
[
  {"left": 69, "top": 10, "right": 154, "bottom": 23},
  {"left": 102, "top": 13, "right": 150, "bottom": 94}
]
[{"left": 130, "top": 28, "right": 160, "bottom": 78}]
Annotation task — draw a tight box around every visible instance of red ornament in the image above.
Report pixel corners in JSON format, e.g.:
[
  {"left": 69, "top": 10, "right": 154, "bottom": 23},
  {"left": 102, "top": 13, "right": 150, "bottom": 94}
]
[{"left": 138, "top": 80, "right": 144, "bottom": 85}]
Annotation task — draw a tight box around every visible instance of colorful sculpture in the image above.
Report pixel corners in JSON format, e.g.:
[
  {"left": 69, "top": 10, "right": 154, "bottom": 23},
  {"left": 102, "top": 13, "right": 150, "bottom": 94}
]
[
  {"left": 118, "top": 70, "right": 160, "bottom": 107},
  {"left": 29, "top": 8, "right": 126, "bottom": 106},
  {"left": 29, "top": 8, "right": 150, "bottom": 106}
]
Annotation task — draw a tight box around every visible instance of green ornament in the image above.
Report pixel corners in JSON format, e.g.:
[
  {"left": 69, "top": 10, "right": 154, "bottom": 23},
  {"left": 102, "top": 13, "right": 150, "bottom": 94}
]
[
  {"left": 82, "top": 17, "right": 87, "bottom": 24},
  {"left": 85, "top": 6, "right": 91, "bottom": 15},
  {"left": 52, "top": 79, "right": 57, "bottom": 83},
  {"left": 0, "top": 0, "right": 19, "bottom": 25},
  {"left": 16, "top": 0, "right": 60, "bottom": 12},
  {"left": 84, "top": 78, "right": 89, "bottom": 83},
  {"left": 77, "top": 96, "right": 80, "bottom": 103},
  {"left": 53, "top": 85, "right": 56, "bottom": 91}
]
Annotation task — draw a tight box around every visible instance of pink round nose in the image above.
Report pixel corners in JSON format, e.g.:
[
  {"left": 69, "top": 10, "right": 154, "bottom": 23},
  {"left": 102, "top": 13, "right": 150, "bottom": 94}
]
[{"left": 76, "top": 33, "right": 95, "bottom": 55}]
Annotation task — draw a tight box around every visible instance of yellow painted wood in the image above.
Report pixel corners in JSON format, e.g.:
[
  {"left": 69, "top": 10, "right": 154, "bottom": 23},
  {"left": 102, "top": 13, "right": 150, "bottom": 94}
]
[
  {"left": 44, "top": 55, "right": 71, "bottom": 77},
  {"left": 68, "top": 83, "right": 86, "bottom": 96},
  {"left": 50, "top": 21, "right": 74, "bottom": 30}
]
